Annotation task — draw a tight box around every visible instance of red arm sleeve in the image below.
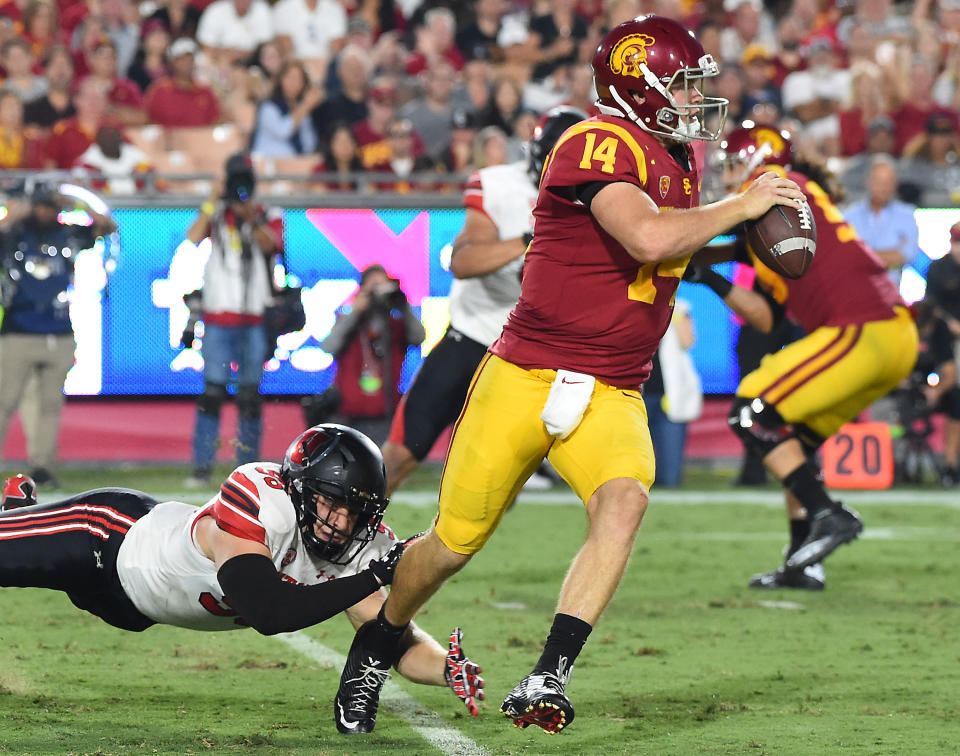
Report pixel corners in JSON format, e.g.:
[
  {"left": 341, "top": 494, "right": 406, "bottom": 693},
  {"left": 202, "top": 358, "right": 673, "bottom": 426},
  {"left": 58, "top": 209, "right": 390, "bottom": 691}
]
[{"left": 209, "top": 470, "right": 267, "bottom": 545}]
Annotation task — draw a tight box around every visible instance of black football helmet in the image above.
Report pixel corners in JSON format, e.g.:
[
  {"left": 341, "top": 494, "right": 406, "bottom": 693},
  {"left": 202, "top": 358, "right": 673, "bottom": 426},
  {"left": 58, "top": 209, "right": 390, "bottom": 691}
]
[
  {"left": 280, "top": 424, "right": 388, "bottom": 564},
  {"left": 527, "top": 105, "right": 589, "bottom": 186}
]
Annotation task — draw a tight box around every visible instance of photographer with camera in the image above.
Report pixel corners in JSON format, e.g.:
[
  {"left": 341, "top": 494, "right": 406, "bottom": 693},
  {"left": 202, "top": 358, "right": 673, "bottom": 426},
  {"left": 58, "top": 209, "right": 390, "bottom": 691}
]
[
  {"left": 0, "top": 181, "right": 116, "bottom": 489},
  {"left": 897, "top": 299, "right": 960, "bottom": 486},
  {"left": 922, "top": 221, "right": 960, "bottom": 485},
  {"left": 183, "top": 152, "right": 282, "bottom": 488},
  {"left": 305, "top": 264, "right": 424, "bottom": 445}
]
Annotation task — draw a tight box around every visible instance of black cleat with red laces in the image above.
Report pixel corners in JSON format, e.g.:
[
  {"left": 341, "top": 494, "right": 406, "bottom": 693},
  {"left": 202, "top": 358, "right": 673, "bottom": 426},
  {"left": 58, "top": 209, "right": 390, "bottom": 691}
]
[{"left": 500, "top": 668, "right": 574, "bottom": 734}]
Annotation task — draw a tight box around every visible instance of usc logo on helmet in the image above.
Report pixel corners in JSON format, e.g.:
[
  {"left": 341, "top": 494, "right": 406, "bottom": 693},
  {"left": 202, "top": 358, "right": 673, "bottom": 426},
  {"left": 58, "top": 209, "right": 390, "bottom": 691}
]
[
  {"left": 609, "top": 33, "right": 656, "bottom": 79},
  {"left": 754, "top": 128, "right": 785, "bottom": 155}
]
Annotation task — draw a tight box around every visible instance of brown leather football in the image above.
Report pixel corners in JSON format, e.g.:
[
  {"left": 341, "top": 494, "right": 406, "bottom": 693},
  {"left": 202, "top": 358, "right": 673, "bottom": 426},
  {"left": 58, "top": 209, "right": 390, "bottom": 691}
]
[{"left": 744, "top": 199, "right": 817, "bottom": 279}]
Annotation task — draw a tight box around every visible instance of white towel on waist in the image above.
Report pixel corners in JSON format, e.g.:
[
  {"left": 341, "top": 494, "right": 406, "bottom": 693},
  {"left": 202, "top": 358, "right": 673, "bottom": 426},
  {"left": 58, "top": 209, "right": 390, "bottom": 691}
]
[{"left": 540, "top": 370, "right": 596, "bottom": 439}]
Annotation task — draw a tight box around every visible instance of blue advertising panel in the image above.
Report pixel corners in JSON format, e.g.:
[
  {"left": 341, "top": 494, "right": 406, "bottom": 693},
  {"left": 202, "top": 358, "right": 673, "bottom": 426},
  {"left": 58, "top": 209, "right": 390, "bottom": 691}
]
[{"left": 54, "top": 205, "right": 960, "bottom": 397}]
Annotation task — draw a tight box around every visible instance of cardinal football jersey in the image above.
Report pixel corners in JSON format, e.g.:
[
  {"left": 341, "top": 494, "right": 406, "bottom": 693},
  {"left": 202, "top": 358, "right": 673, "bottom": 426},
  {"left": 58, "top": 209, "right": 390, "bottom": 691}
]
[
  {"left": 492, "top": 115, "right": 700, "bottom": 389},
  {"left": 749, "top": 169, "right": 903, "bottom": 332},
  {"left": 450, "top": 160, "right": 537, "bottom": 347},
  {"left": 116, "top": 463, "right": 396, "bottom": 631}
]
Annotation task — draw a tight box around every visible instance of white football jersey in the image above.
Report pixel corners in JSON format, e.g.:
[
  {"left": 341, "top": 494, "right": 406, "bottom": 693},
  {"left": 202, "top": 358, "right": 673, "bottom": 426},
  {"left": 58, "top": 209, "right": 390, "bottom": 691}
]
[
  {"left": 450, "top": 160, "right": 538, "bottom": 347},
  {"left": 116, "top": 463, "right": 396, "bottom": 631}
]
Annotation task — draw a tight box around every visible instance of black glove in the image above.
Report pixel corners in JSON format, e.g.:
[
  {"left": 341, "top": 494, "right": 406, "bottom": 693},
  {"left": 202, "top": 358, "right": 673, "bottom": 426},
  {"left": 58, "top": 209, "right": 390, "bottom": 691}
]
[
  {"left": 682, "top": 264, "right": 732, "bottom": 298},
  {"left": 682, "top": 264, "right": 707, "bottom": 283},
  {"left": 367, "top": 531, "right": 426, "bottom": 586},
  {"left": 521, "top": 231, "right": 533, "bottom": 247},
  {"left": 369, "top": 542, "right": 404, "bottom": 586}
]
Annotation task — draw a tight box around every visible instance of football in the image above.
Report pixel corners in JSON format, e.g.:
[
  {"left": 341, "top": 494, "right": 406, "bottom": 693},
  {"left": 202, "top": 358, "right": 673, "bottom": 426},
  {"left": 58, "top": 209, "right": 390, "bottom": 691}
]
[{"left": 744, "top": 199, "right": 817, "bottom": 279}]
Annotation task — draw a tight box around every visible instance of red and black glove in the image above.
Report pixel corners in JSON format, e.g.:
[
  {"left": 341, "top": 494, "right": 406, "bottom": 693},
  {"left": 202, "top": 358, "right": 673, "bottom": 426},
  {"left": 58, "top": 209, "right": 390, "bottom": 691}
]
[{"left": 443, "top": 627, "right": 484, "bottom": 716}]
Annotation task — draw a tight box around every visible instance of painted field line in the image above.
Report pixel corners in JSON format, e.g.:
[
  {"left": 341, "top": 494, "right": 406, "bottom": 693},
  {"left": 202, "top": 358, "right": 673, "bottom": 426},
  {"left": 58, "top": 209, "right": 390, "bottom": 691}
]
[{"left": 277, "top": 631, "right": 487, "bottom": 756}]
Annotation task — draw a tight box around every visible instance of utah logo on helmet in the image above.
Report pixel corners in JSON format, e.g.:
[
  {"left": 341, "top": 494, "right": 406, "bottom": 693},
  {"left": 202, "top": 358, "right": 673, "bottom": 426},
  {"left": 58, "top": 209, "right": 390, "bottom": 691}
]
[
  {"left": 1, "top": 474, "right": 38, "bottom": 511},
  {"left": 592, "top": 15, "right": 728, "bottom": 143}
]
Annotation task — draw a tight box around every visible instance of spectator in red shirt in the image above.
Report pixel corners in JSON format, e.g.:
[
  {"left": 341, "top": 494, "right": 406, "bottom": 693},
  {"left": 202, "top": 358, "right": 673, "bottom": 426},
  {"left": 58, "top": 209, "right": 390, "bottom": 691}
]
[
  {"left": 405, "top": 6, "right": 465, "bottom": 76},
  {"left": 70, "top": 14, "right": 109, "bottom": 79},
  {"left": 837, "top": 62, "right": 893, "bottom": 157},
  {"left": 0, "top": 89, "right": 45, "bottom": 167},
  {"left": 892, "top": 54, "right": 958, "bottom": 155},
  {"left": 82, "top": 39, "right": 146, "bottom": 125},
  {"left": 143, "top": 37, "right": 220, "bottom": 127},
  {"left": 44, "top": 76, "right": 113, "bottom": 167},
  {"left": 17, "top": 0, "right": 64, "bottom": 63},
  {"left": 352, "top": 80, "right": 398, "bottom": 170}
]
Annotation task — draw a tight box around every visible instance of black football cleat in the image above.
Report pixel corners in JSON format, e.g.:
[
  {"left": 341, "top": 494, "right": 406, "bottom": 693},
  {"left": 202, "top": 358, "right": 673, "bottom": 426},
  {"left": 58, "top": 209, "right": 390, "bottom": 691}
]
[
  {"left": 785, "top": 503, "right": 863, "bottom": 570},
  {"left": 749, "top": 562, "right": 825, "bottom": 591},
  {"left": 334, "top": 621, "right": 392, "bottom": 734},
  {"left": 500, "top": 670, "right": 574, "bottom": 734},
  {"left": 1, "top": 474, "right": 37, "bottom": 511}
]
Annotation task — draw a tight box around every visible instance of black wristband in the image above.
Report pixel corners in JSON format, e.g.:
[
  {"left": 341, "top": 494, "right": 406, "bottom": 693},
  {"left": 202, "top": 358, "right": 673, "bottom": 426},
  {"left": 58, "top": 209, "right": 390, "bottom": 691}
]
[
  {"left": 701, "top": 269, "right": 733, "bottom": 298},
  {"left": 217, "top": 553, "right": 380, "bottom": 635},
  {"left": 522, "top": 231, "right": 533, "bottom": 247}
]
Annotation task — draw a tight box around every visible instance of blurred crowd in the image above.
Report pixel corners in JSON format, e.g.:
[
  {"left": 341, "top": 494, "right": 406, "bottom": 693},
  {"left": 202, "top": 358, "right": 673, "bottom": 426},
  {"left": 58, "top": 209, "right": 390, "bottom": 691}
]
[{"left": 0, "top": 0, "right": 957, "bottom": 202}]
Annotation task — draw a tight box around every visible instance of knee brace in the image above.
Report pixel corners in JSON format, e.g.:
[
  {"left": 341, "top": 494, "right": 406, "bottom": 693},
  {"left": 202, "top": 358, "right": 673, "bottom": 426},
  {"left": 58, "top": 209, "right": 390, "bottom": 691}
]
[
  {"left": 728, "top": 396, "right": 794, "bottom": 459},
  {"left": 198, "top": 383, "right": 228, "bottom": 417},
  {"left": 236, "top": 385, "right": 263, "bottom": 420}
]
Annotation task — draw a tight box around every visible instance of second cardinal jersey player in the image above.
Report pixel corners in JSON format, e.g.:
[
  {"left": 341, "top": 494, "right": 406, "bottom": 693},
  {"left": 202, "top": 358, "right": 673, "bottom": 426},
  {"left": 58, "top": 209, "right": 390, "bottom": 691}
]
[
  {"left": 491, "top": 114, "right": 701, "bottom": 389},
  {"left": 747, "top": 167, "right": 903, "bottom": 332},
  {"left": 116, "top": 463, "right": 396, "bottom": 631}
]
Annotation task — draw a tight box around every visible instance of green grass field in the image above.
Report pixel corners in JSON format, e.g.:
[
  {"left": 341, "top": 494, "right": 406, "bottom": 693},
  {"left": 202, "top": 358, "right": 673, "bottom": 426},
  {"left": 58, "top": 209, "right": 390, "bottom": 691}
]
[{"left": 1, "top": 465, "right": 958, "bottom": 755}]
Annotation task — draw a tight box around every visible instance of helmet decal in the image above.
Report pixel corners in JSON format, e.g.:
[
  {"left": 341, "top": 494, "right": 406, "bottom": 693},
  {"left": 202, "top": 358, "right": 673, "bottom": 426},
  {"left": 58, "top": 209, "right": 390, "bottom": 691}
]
[
  {"left": 609, "top": 33, "right": 656, "bottom": 79},
  {"left": 753, "top": 127, "right": 786, "bottom": 157}
]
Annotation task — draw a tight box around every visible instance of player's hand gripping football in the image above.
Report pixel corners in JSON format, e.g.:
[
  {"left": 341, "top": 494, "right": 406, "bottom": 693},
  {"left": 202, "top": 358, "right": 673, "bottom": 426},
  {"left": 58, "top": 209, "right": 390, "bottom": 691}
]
[
  {"left": 444, "top": 627, "right": 484, "bottom": 716},
  {"left": 740, "top": 171, "right": 805, "bottom": 220}
]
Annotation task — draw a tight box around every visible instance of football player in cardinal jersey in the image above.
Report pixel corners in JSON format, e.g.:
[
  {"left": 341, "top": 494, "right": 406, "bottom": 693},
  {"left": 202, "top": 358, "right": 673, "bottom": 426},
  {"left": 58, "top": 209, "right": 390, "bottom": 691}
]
[
  {"left": 0, "top": 424, "right": 483, "bottom": 730},
  {"left": 685, "top": 123, "right": 918, "bottom": 589},
  {"left": 334, "top": 15, "right": 805, "bottom": 735},
  {"left": 380, "top": 105, "right": 588, "bottom": 496}
]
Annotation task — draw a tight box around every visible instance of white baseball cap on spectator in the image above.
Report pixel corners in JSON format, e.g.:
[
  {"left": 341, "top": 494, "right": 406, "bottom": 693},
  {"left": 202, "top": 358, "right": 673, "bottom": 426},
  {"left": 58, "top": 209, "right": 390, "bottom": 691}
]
[
  {"left": 168, "top": 38, "right": 198, "bottom": 59},
  {"left": 724, "top": 0, "right": 762, "bottom": 11}
]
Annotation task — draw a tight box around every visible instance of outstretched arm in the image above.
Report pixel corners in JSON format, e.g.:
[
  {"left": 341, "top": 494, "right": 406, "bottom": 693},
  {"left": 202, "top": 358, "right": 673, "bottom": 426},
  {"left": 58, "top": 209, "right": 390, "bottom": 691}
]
[
  {"left": 197, "top": 515, "right": 400, "bottom": 635},
  {"left": 590, "top": 171, "right": 804, "bottom": 264},
  {"left": 684, "top": 265, "right": 778, "bottom": 333}
]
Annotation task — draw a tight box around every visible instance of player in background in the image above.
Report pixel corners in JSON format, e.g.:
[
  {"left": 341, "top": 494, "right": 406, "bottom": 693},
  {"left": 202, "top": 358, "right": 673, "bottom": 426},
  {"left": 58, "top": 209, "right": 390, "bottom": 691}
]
[
  {"left": 380, "top": 105, "right": 588, "bottom": 496},
  {"left": 685, "top": 123, "right": 919, "bottom": 589},
  {"left": 333, "top": 15, "right": 805, "bottom": 736},
  {"left": 0, "top": 425, "right": 483, "bottom": 729}
]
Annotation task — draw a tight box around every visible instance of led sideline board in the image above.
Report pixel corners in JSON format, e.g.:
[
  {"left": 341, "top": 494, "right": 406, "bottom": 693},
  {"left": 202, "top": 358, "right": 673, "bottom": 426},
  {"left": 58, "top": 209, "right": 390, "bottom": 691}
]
[{"left": 53, "top": 206, "right": 959, "bottom": 398}]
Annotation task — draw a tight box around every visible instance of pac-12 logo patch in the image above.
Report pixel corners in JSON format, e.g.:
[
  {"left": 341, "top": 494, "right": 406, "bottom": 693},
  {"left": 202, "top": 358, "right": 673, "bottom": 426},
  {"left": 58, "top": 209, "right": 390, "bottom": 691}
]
[{"left": 659, "top": 175, "right": 671, "bottom": 198}]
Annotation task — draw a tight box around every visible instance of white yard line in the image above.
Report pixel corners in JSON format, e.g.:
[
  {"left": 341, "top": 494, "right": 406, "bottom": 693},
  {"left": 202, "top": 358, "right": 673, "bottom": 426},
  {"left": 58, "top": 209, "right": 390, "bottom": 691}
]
[{"left": 276, "top": 632, "right": 487, "bottom": 756}]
